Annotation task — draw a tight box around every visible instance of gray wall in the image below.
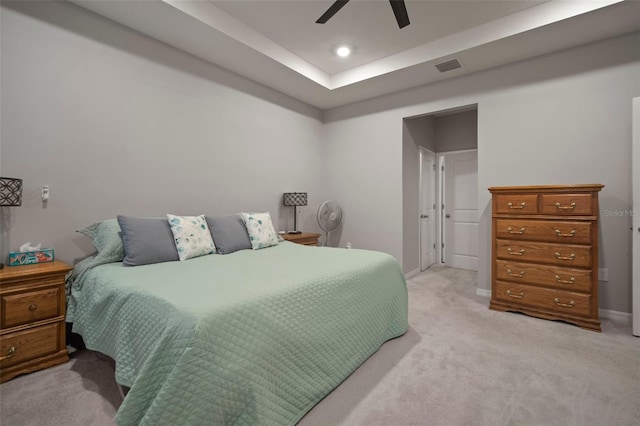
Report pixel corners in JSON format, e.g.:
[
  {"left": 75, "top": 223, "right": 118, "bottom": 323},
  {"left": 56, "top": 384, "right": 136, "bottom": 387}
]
[
  {"left": 2, "top": 1, "right": 638, "bottom": 315},
  {"left": 324, "top": 32, "right": 640, "bottom": 313},
  {"left": 0, "top": 1, "right": 325, "bottom": 264},
  {"left": 434, "top": 110, "right": 478, "bottom": 153}
]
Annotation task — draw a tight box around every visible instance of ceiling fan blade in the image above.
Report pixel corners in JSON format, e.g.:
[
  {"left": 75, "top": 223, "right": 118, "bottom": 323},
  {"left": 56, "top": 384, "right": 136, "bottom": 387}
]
[
  {"left": 316, "top": 0, "right": 350, "bottom": 24},
  {"left": 389, "top": 0, "right": 410, "bottom": 28}
]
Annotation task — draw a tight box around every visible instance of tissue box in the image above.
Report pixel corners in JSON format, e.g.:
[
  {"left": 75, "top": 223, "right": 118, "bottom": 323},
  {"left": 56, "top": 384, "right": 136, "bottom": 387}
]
[{"left": 8, "top": 249, "right": 55, "bottom": 266}]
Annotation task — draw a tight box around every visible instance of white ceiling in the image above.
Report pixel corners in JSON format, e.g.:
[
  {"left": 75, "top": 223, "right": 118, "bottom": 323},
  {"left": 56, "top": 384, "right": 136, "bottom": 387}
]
[{"left": 71, "top": 0, "right": 640, "bottom": 110}]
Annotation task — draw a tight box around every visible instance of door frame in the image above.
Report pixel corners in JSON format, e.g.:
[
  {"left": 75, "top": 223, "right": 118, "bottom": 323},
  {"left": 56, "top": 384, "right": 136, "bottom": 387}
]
[
  {"left": 419, "top": 147, "right": 436, "bottom": 271},
  {"left": 633, "top": 97, "right": 639, "bottom": 336}
]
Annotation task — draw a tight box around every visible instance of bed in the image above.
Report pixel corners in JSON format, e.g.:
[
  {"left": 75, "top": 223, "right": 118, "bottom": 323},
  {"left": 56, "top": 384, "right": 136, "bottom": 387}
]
[{"left": 67, "top": 234, "right": 408, "bottom": 425}]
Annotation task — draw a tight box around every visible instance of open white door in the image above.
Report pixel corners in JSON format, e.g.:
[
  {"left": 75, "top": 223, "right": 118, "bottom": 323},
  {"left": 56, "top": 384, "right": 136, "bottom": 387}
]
[
  {"left": 441, "top": 150, "right": 479, "bottom": 271},
  {"left": 633, "top": 97, "right": 640, "bottom": 337},
  {"left": 419, "top": 148, "right": 436, "bottom": 270}
]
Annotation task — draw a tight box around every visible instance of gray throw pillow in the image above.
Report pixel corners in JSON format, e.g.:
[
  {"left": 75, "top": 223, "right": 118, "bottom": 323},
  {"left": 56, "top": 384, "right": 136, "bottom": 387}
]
[
  {"left": 117, "top": 215, "right": 179, "bottom": 266},
  {"left": 206, "top": 215, "right": 252, "bottom": 254}
]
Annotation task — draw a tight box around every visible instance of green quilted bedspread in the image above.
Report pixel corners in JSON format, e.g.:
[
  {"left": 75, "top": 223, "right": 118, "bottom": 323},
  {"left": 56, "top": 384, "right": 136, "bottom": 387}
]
[{"left": 68, "top": 242, "right": 408, "bottom": 425}]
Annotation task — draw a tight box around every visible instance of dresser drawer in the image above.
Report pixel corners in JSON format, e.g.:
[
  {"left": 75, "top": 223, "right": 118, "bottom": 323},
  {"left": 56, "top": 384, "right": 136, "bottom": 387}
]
[
  {"left": 495, "top": 281, "right": 591, "bottom": 317},
  {"left": 540, "top": 193, "right": 593, "bottom": 215},
  {"left": 494, "top": 194, "right": 538, "bottom": 215},
  {"left": 495, "top": 260, "right": 592, "bottom": 293},
  {"left": 0, "top": 323, "right": 59, "bottom": 368},
  {"left": 496, "top": 240, "right": 592, "bottom": 268},
  {"left": 1, "top": 287, "right": 61, "bottom": 328},
  {"left": 495, "top": 219, "right": 592, "bottom": 244}
]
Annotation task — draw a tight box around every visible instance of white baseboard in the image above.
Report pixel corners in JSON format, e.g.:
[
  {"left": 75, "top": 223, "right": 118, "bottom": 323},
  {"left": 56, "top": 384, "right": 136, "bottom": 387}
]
[
  {"left": 599, "top": 309, "right": 632, "bottom": 325},
  {"left": 475, "top": 288, "right": 631, "bottom": 325},
  {"left": 405, "top": 268, "right": 421, "bottom": 279},
  {"left": 476, "top": 288, "right": 491, "bottom": 297}
]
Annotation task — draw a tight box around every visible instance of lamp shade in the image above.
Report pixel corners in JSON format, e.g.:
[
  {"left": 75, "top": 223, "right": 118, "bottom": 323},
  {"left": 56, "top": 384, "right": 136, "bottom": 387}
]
[
  {"left": 0, "top": 177, "right": 23, "bottom": 206},
  {"left": 283, "top": 192, "right": 307, "bottom": 206}
]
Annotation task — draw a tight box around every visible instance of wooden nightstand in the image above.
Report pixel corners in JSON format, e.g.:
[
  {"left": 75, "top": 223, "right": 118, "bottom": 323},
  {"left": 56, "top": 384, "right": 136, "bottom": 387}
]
[
  {"left": 0, "top": 260, "right": 72, "bottom": 382},
  {"left": 281, "top": 232, "right": 321, "bottom": 246}
]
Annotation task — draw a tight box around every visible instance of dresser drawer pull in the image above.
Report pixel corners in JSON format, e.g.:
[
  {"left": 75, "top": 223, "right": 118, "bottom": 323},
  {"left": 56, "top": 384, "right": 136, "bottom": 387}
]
[
  {"left": 506, "top": 289, "right": 524, "bottom": 299},
  {"left": 555, "top": 229, "right": 576, "bottom": 238},
  {"left": 28, "top": 303, "right": 38, "bottom": 311},
  {"left": 508, "top": 227, "right": 526, "bottom": 234},
  {"left": 555, "top": 252, "right": 576, "bottom": 261},
  {"left": 0, "top": 346, "right": 16, "bottom": 361},
  {"left": 555, "top": 275, "right": 576, "bottom": 285},
  {"left": 507, "top": 202, "right": 526, "bottom": 209},
  {"left": 555, "top": 202, "right": 576, "bottom": 210},
  {"left": 507, "top": 248, "right": 525, "bottom": 256},
  {"left": 507, "top": 269, "right": 525, "bottom": 278},
  {"left": 554, "top": 298, "right": 575, "bottom": 308}
]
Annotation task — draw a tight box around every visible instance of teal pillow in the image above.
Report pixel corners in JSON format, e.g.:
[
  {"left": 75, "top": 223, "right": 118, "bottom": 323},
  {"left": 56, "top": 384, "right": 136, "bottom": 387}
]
[{"left": 77, "top": 218, "right": 124, "bottom": 264}]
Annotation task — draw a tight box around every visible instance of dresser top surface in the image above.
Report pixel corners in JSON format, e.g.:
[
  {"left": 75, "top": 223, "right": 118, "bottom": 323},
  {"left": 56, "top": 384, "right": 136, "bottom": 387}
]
[{"left": 489, "top": 184, "right": 604, "bottom": 193}]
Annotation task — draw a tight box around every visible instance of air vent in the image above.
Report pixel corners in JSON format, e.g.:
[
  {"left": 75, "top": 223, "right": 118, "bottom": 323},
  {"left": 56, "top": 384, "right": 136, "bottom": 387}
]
[{"left": 435, "top": 59, "right": 462, "bottom": 73}]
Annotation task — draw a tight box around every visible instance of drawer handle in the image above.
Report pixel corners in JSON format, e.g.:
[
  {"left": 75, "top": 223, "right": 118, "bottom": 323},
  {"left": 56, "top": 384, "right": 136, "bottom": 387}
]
[
  {"left": 506, "top": 289, "right": 524, "bottom": 299},
  {"left": 507, "top": 248, "right": 525, "bottom": 256},
  {"left": 555, "top": 229, "right": 576, "bottom": 238},
  {"left": 555, "top": 275, "right": 576, "bottom": 285},
  {"left": 28, "top": 303, "right": 38, "bottom": 311},
  {"left": 0, "top": 346, "right": 16, "bottom": 361},
  {"left": 508, "top": 202, "right": 526, "bottom": 209},
  {"left": 554, "top": 298, "right": 575, "bottom": 308},
  {"left": 555, "top": 202, "right": 576, "bottom": 210},
  {"left": 507, "top": 269, "right": 525, "bottom": 278},
  {"left": 555, "top": 252, "right": 576, "bottom": 261},
  {"left": 508, "top": 227, "right": 526, "bottom": 235}
]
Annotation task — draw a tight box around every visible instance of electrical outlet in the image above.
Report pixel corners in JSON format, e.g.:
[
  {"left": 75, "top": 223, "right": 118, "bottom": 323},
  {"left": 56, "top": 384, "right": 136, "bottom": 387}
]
[{"left": 598, "top": 268, "right": 608, "bottom": 281}]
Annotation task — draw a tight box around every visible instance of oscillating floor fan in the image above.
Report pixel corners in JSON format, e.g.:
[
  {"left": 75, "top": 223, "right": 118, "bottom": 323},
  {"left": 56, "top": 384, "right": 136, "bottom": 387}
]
[{"left": 317, "top": 200, "right": 343, "bottom": 247}]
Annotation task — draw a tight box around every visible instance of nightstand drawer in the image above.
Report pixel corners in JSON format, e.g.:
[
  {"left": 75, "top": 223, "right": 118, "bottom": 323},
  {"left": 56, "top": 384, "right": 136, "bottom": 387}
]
[
  {"left": 0, "top": 323, "right": 59, "bottom": 368},
  {"left": 2, "top": 287, "right": 61, "bottom": 328}
]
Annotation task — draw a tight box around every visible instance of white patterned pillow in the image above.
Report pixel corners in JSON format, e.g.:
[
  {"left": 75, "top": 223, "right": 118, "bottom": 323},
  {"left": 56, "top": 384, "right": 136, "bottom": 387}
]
[
  {"left": 167, "top": 214, "right": 216, "bottom": 261},
  {"left": 241, "top": 212, "right": 279, "bottom": 250}
]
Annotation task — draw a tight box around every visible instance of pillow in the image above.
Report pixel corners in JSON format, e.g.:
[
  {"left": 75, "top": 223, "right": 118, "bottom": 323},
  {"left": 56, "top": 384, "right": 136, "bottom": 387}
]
[
  {"left": 206, "top": 215, "right": 252, "bottom": 255},
  {"left": 117, "top": 216, "right": 179, "bottom": 266},
  {"left": 76, "top": 218, "right": 124, "bottom": 264},
  {"left": 241, "top": 212, "right": 279, "bottom": 250},
  {"left": 167, "top": 214, "right": 216, "bottom": 261}
]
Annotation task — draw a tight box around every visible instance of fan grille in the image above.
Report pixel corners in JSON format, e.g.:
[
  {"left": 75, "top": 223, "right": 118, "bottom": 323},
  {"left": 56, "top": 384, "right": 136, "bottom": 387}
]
[{"left": 317, "top": 200, "right": 342, "bottom": 232}]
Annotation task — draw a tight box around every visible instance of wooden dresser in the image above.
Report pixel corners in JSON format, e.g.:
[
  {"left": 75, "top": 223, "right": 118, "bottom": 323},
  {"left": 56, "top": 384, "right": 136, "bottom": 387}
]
[
  {"left": 281, "top": 232, "right": 321, "bottom": 246},
  {"left": 0, "top": 261, "right": 72, "bottom": 382},
  {"left": 489, "top": 184, "right": 603, "bottom": 331}
]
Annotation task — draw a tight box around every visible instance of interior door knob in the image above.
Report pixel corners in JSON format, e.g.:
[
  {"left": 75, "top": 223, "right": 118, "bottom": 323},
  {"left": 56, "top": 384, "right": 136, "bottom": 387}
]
[{"left": 445, "top": 214, "right": 451, "bottom": 218}]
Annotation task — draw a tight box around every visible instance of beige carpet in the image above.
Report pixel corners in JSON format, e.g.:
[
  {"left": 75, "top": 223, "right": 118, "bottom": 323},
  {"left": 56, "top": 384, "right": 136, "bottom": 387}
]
[{"left": 1, "top": 266, "right": 639, "bottom": 425}]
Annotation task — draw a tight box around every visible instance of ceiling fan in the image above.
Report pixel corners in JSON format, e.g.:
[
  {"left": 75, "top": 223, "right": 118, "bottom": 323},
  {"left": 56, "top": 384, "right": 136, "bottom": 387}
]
[{"left": 316, "top": 0, "right": 410, "bottom": 29}]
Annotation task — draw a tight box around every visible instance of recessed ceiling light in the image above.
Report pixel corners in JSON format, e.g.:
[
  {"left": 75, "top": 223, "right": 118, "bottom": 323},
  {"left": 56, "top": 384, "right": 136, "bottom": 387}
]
[{"left": 336, "top": 46, "right": 351, "bottom": 58}]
